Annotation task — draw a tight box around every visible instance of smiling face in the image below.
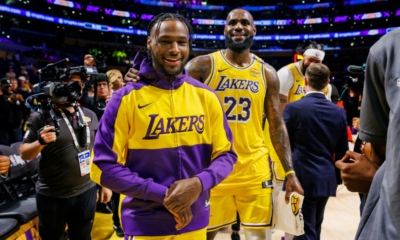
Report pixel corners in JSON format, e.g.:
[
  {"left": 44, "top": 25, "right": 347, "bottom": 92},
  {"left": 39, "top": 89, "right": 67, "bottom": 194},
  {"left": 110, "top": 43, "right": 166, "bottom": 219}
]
[
  {"left": 224, "top": 9, "right": 256, "bottom": 52},
  {"left": 147, "top": 20, "right": 190, "bottom": 77}
]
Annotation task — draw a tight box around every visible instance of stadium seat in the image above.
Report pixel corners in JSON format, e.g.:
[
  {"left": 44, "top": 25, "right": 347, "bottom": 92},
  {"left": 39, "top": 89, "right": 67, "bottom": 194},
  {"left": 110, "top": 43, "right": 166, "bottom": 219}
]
[
  {"left": 0, "top": 198, "right": 38, "bottom": 225},
  {"left": 0, "top": 218, "right": 20, "bottom": 240},
  {"left": 0, "top": 145, "right": 14, "bottom": 157}
]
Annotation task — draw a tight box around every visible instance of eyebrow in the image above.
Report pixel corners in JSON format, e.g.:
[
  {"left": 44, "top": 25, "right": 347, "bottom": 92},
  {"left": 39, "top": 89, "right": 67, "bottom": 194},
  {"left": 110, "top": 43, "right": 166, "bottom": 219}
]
[{"left": 157, "top": 35, "right": 188, "bottom": 40}]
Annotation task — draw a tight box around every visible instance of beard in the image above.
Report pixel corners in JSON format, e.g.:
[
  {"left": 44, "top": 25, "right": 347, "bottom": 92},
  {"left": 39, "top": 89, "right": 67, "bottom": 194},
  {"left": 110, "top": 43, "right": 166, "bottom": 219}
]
[
  {"left": 225, "top": 34, "right": 254, "bottom": 53},
  {"left": 302, "top": 60, "right": 308, "bottom": 76},
  {"left": 151, "top": 51, "right": 186, "bottom": 77}
]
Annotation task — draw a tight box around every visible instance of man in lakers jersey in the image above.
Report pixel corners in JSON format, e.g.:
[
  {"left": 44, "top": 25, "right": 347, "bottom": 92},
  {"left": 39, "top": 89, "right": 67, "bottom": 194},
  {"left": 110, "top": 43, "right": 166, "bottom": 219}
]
[
  {"left": 264, "top": 42, "right": 325, "bottom": 237},
  {"left": 125, "top": 9, "right": 304, "bottom": 240}
]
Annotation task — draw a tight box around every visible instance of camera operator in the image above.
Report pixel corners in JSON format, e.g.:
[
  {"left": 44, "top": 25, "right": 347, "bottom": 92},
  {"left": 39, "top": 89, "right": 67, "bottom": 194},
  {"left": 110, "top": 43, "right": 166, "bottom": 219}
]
[
  {"left": 0, "top": 77, "right": 25, "bottom": 146},
  {"left": 80, "top": 55, "right": 110, "bottom": 120},
  {"left": 19, "top": 72, "right": 103, "bottom": 240}
]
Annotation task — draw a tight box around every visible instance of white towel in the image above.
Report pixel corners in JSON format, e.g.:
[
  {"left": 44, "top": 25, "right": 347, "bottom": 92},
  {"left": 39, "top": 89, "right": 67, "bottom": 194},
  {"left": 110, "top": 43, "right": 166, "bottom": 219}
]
[{"left": 275, "top": 191, "right": 305, "bottom": 236}]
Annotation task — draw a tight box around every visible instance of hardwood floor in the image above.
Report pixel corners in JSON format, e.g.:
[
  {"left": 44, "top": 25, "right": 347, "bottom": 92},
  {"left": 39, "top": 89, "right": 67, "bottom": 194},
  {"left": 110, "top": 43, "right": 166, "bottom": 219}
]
[{"left": 91, "top": 187, "right": 361, "bottom": 240}]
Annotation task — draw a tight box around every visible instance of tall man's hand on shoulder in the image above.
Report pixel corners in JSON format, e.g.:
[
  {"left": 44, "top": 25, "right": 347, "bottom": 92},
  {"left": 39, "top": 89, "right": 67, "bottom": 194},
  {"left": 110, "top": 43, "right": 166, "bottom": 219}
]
[
  {"left": 263, "top": 63, "right": 304, "bottom": 203},
  {"left": 123, "top": 68, "right": 140, "bottom": 86}
]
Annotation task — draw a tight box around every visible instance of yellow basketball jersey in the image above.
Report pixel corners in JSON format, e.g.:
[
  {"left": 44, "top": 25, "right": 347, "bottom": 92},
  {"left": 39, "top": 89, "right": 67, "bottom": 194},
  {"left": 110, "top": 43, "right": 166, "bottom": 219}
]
[
  {"left": 286, "top": 63, "right": 306, "bottom": 103},
  {"left": 205, "top": 50, "right": 271, "bottom": 196}
]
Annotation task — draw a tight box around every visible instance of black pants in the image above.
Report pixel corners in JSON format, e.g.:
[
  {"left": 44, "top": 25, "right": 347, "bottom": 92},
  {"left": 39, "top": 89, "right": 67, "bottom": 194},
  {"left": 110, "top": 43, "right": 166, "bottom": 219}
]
[
  {"left": 0, "top": 127, "right": 21, "bottom": 146},
  {"left": 112, "top": 191, "right": 121, "bottom": 226},
  {"left": 36, "top": 186, "right": 97, "bottom": 240},
  {"left": 297, "top": 196, "right": 329, "bottom": 240}
]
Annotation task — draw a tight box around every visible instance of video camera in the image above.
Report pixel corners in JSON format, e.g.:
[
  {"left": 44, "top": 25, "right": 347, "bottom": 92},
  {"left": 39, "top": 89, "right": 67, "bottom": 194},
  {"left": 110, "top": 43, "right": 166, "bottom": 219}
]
[
  {"left": 29, "top": 58, "right": 98, "bottom": 138},
  {"left": 342, "top": 65, "right": 365, "bottom": 93},
  {"left": 33, "top": 58, "right": 98, "bottom": 103}
]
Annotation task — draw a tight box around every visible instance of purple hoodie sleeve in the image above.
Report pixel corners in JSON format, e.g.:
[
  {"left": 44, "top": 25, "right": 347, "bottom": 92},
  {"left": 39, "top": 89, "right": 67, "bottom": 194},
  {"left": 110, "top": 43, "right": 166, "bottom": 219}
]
[
  {"left": 195, "top": 91, "right": 237, "bottom": 191},
  {"left": 91, "top": 85, "right": 167, "bottom": 203}
]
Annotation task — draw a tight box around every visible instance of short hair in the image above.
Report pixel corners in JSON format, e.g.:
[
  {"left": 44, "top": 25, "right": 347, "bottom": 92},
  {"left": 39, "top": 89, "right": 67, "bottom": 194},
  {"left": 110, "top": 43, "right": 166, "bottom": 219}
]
[
  {"left": 227, "top": 8, "right": 254, "bottom": 23},
  {"left": 306, "top": 63, "right": 330, "bottom": 91},
  {"left": 303, "top": 41, "right": 325, "bottom": 53},
  {"left": 106, "top": 69, "right": 122, "bottom": 89},
  {"left": 147, "top": 13, "right": 195, "bottom": 59}
]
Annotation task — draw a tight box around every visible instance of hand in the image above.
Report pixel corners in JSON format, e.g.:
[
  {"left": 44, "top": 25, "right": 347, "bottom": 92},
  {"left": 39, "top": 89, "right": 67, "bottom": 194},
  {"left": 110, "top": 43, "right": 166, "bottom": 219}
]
[
  {"left": 172, "top": 207, "right": 193, "bottom": 230},
  {"left": 352, "top": 117, "right": 360, "bottom": 131},
  {"left": 123, "top": 68, "right": 140, "bottom": 86},
  {"left": 84, "top": 54, "right": 96, "bottom": 67},
  {"left": 16, "top": 94, "right": 24, "bottom": 102},
  {"left": 335, "top": 151, "right": 379, "bottom": 194},
  {"left": 9, "top": 94, "right": 17, "bottom": 102},
  {"left": 0, "top": 155, "right": 10, "bottom": 174},
  {"left": 105, "top": 95, "right": 111, "bottom": 105},
  {"left": 285, "top": 174, "right": 304, "bottom": 204},
  {"left": 40, "top": 126, "right": 57, "bottom": 144},
  {"left": 163, "top": 177, "right": 203, "bottom": 214},
  {"left": 99, "top": 187, "right": 112, "bottom": 203}
]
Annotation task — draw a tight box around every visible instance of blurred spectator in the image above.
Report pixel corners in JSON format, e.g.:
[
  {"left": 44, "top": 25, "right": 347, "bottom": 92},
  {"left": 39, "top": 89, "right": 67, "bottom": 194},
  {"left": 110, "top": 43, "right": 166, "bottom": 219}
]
[
  {"left": 6, "top": 66, "right": 16, "bottom": 79},
  {"left": 106, "top": 69, "right": 123, "bottom": 93},
  {"left": 0, "top": 78, "right": 25, "bottom": 146},
  {"left": 18, "top": 76, "right": 31, "bottom": 92},
  {"left": 11, "top": 78, "right": 18, "bottom": 92}
]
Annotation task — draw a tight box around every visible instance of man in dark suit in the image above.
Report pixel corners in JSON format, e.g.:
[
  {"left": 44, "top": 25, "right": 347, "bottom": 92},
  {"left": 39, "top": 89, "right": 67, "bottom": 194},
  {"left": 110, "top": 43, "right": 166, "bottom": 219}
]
[{"left": 283, "top": 63, "right": 348, "bottom": 240}]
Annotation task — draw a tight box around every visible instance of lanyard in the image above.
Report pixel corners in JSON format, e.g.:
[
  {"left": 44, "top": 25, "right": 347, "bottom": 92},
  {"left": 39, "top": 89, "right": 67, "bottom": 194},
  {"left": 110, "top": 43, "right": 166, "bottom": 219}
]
[{"left": 59, "top": 107, "right": 90, "bottom": 150}]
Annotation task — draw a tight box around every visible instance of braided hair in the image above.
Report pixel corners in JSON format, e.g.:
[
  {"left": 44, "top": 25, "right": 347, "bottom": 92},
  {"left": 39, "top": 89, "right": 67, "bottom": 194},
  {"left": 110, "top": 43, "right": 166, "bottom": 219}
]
[{"left": 146, "top": 13, "right": 195, "bottom": 60}]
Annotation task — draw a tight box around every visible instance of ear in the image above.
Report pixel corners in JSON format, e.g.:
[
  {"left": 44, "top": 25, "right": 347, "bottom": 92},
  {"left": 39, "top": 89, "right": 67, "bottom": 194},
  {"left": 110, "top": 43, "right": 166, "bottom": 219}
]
[
  {"left": 147, "top": 36, "right": 152, "bottom": 51},
  {"left": 253, "top": 24, "right": 257, "bottom": 36},
  {"left": 224, "top": 25, "right": 227, "bottom": 38},
  {"left": 304, "top": 77, "right": 309, "bottom": 86}
]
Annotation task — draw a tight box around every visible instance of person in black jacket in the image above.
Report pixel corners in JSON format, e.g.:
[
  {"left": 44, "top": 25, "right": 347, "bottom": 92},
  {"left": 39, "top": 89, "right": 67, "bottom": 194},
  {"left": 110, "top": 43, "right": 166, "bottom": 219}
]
[{"left": 0, "top": 78, "right": 25, "bottom": 146}]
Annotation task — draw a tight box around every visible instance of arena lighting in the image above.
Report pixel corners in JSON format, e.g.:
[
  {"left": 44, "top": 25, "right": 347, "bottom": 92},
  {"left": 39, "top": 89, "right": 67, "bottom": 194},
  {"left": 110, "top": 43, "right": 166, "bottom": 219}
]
[
  {"left": 354, "top": 11, "right": 390, "bottom": 20},
  {"left": 343, "top": 0, "right": 388, "bottom": 6},
  {"left": 0, "top": 4, "right": 398, "bottom": 41},
  {"left": 47, "top": 1, "right": 397, "bottom": 26},
  {"left": 289, "top": 3, "right": 332, "bottom": 10}
]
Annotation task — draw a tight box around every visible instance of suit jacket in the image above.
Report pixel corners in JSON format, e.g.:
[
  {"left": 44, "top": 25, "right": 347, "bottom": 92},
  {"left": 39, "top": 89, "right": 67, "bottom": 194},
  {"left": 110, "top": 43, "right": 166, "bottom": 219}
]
[{"left": 283, "top": 92, "right": 348, "bottom": 197}]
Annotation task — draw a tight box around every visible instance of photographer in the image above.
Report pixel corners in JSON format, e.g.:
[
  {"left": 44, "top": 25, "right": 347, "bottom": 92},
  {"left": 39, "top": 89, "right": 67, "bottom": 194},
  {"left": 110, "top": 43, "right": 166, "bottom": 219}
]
[
  {"left": 0, "top": 77, "right": 25, "bottom": 146},
  {"left": 80, "top": 55, "right": 110, "bottom": 120},
  {"left": 19, "top": 71, "right": 105, "bottom": 240}
]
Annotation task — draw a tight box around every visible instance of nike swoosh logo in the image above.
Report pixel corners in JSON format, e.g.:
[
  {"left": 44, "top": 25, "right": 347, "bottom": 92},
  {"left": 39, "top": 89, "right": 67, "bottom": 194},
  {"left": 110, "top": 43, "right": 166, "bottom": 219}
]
[
  {"left": 138, "top": 102, "right": 153, "bottom": 109},
  {"left": 296, "top": 80, "right": 301, "bottom": 82},
  {"left": 218, "top": 68, "right": 229, "bottom": 72}
]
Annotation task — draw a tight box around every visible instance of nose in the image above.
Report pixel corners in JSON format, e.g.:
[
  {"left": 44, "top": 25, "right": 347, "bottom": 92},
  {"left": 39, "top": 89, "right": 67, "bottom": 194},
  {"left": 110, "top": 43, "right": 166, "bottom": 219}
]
[
  {"left": 169, "top": 42, "right": 180, "bottom": 55},
  {"left": 234, "top": 22, "right": 244, "bottom": 31}
]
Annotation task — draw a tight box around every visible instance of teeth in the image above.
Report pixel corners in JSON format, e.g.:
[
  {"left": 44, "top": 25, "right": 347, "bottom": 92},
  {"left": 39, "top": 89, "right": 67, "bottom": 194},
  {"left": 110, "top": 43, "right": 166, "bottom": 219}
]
[{"left": 165, "top": 58, "right": 179, "bottom": 61}]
